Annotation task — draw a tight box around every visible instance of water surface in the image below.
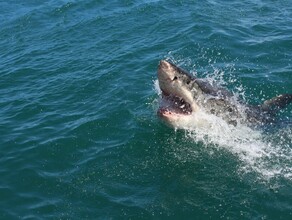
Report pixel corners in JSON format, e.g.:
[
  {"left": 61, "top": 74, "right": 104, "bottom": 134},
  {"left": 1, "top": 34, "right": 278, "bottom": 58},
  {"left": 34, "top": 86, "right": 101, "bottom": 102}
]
[{"left": 0, "top": 0, "right": 291, "bottom": 219}]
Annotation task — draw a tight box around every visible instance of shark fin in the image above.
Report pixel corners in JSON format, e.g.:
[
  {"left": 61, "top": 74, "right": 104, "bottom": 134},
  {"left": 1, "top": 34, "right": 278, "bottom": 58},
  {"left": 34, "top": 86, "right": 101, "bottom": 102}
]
[{"left": 260, "top": 94, "right": 292, "bottom": 113}]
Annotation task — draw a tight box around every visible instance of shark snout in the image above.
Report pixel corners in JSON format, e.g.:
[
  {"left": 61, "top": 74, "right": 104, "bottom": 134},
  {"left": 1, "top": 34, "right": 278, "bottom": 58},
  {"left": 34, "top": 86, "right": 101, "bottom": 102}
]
[{"left": 159, "top": 60, "right": 172, "bottom": 70}]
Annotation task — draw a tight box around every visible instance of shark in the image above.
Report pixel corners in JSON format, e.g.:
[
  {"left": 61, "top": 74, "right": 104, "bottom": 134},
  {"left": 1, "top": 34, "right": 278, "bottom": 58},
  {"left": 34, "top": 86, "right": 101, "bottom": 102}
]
[{"left": 157, "top": 60, "right": 292, "bottom": 128}]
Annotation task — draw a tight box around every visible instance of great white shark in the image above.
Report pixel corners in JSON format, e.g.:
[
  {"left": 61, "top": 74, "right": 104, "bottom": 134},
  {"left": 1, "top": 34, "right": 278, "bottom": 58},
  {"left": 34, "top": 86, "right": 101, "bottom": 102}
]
[{"left": 157, "top": 60, "right": 292, "bottom": 128}]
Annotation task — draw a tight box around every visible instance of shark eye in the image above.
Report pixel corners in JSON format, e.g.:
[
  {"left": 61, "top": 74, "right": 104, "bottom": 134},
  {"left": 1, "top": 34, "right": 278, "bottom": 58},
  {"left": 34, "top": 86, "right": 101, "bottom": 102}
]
[{"left": 173, "top": 76, "right": 178, "bottom": 81}]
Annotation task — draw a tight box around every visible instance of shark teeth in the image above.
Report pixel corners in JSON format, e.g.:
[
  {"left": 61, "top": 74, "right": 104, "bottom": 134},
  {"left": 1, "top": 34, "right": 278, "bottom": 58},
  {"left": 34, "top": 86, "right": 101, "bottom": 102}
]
[{"left": 159, "top": 92, "right": 192, "bottom": 115}]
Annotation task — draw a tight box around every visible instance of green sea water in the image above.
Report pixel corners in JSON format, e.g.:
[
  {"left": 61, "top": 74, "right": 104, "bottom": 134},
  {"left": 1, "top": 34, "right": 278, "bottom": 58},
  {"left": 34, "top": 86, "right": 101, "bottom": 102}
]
[{"left": 0, "top": 0, "right": 291, "bottom": 219}]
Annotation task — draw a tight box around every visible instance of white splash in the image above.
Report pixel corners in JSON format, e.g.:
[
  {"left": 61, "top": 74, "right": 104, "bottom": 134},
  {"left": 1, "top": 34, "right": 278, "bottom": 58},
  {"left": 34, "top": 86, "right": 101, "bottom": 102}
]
[{"left": 154, "top": 66, "right": 292, "bottom": 182}]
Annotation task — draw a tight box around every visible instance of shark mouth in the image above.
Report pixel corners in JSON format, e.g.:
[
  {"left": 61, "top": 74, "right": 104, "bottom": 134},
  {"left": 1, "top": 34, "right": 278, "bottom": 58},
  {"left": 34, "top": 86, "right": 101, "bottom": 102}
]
[{"left": 158, "top": 90, "right": 192, "bottom": 116}]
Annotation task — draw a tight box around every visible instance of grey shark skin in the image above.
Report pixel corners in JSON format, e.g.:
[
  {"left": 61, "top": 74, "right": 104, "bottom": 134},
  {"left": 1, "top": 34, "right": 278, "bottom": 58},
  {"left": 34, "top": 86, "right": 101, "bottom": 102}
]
[{"left": 157, "top": 60, "right": 292, "bottom": 127}]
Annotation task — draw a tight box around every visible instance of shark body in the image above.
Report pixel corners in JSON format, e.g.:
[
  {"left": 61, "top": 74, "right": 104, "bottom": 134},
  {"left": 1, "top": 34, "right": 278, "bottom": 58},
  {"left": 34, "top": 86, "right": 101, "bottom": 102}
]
[{"left": 157, "top": 60, "right": 292, "bottom": 128}]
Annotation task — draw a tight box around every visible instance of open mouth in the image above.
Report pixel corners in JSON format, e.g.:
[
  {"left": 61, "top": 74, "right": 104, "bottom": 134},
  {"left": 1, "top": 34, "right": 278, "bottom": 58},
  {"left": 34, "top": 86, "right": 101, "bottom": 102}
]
[{"left": 158, "top": 90, "right": 192, "bottom": 116}]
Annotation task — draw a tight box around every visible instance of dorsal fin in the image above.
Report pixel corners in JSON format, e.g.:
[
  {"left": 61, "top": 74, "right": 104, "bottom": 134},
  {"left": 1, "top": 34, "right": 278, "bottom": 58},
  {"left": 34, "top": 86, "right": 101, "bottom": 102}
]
[{"left": 261, "top": 94, "right": 292, "bottom": 113}]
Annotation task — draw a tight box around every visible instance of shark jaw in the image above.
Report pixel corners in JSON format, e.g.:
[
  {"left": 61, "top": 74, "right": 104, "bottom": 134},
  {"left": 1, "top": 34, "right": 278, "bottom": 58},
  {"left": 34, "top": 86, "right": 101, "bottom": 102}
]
[
  {"left": 158, "top": 92, "right": 192, "bottom": 116},
  {"left": 157, "top": 94, "right": 194, "bottom": 128}
]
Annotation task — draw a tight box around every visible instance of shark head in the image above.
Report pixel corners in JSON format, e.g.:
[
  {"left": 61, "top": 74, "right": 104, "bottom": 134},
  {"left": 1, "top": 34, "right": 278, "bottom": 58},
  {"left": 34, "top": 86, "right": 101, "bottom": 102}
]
[{"left": 157, "top": 60, "right": 203, "bottom": 124}]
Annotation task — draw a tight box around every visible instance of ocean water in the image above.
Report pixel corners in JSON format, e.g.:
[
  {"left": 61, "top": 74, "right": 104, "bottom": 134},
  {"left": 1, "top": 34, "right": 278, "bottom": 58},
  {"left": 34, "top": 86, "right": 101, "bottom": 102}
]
[{"left": 0, "top": 0, "right": 291, "bottom": 219}]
